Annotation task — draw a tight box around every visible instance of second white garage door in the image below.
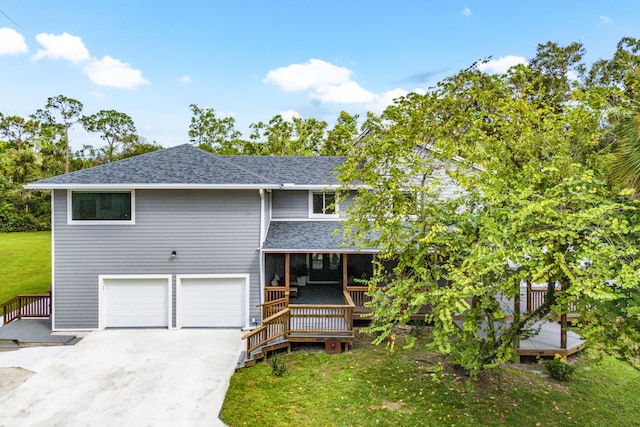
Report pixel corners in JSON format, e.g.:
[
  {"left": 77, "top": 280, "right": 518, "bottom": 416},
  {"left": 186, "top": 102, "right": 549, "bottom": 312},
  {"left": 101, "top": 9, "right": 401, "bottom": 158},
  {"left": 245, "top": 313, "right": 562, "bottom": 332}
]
[{"left": 177, "top": 275, "right": 248, "bottom": 328}]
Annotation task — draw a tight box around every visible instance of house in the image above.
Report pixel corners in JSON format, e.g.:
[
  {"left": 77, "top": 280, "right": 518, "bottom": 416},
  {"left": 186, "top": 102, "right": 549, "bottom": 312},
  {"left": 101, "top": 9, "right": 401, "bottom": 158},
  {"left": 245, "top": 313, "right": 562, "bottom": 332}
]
[
  {"left": 25, "top": 144, "right": 376, "bottom": 353},
  {"left": 21, "top": 143, "right": 584, "bottom": 363}
]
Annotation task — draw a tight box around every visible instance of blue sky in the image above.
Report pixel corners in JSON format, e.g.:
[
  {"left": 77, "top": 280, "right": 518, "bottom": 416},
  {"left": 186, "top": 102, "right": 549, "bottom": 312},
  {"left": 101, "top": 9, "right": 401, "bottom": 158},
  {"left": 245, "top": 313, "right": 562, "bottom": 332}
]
[{"left": 1, "top": 1, "right": 639, "bottom": 150}]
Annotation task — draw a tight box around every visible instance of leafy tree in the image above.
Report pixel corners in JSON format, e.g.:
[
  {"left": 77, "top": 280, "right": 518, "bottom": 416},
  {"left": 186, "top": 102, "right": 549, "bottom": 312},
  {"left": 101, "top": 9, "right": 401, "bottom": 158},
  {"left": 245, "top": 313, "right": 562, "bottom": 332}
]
[
  {"left": 81, "top": 110, "right": 139, "bottom": 163},
  {"left": 119, "top": 138, "right": 163, "bottom": 159},
  {"left": 322, "top": 111, "right": 359, "bottom": 156},
  {"left": 33, "top": 95, "right": 83, "bottom": 174},
  {"left": 248, "top": 114, "right": 328, "bottom": 156},
  {"left": 0, "top": 113, "right": 40, "bottom": 151},
  {"left": 587, "top": 37, "right": 640, "bottom": 105},
  {"left": 338, "top": 44, "right": 640, "bottom": 376},
  {"left": 188, "top": 104, "right": 245, "bottom": 154}
]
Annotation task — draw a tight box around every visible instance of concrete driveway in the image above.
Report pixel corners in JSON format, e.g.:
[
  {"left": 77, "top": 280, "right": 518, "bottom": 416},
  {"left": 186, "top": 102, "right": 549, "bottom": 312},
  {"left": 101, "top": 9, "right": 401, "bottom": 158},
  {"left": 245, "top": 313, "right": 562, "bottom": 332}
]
[{"left": 0, "top": 329, "right": 244, "bottom": 426}]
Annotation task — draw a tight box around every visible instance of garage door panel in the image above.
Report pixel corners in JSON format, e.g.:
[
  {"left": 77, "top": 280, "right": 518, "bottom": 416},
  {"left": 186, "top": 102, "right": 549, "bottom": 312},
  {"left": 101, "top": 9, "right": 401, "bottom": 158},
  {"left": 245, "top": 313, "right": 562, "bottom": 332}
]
[
  {"left": 179, "top": 277, "right": 245, "bottom": 328},
  {"left": 104, "top": 278, "right": 169, "bottom": 328}
]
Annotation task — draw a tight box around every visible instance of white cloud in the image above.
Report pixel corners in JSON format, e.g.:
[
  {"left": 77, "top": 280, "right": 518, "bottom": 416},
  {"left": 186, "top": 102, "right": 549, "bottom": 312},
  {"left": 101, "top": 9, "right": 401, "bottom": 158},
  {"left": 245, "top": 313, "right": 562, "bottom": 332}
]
[
  {"left": 366, "top": 88, "right": 409, "bottom": 114},
  {"left": 279, "top": 109, "right": 301, "bottom": 121},
  {"left": 0, "top": 28, "right": 27, "bottom": 55},
  {"left": 599, "top": 15, "right": 611, "bottom": 25},
  {"left": 310, "top": 81, "right": 375, "bottom": 103},
  {"left": 264, "top": 58, "right": 352, "bottom": 91},
  {"left": 265, "top": 59, "right": 426, "bottom": 114},
  {"left": 31, "top": 32, "right": 90, "bottom": 63},
  {"left": 462, "top": 6, "right": 472, "bottom": 16},
  {"left": 178, "top": 75, "right": 192, "bottom": 84},
  {"left": 477, "top": 55, "right": 527, "bottom": 74},
  {"left": 29, "top": 31, "right": 148, "bottom": 89},
  {"left": 83, "top": 56, "right": 149, "bottom": 89}
]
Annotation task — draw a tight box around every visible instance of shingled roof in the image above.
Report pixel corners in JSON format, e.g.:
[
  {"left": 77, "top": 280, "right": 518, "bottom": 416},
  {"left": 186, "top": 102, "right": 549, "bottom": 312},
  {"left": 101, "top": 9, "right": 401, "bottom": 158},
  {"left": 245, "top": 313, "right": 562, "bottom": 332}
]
[
  {"left": 26, "top": 144, "right": 347, "bottom": 189},
  {"left": 263, "top": 221, "right": 378, "bottom": 252}
]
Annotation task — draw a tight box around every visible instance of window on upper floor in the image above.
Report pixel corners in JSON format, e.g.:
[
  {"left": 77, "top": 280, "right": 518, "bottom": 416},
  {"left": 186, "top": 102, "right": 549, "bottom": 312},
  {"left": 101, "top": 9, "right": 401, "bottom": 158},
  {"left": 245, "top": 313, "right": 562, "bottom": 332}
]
[
  {"left": 309, "top": 191, "right": 339, "bottom": 218},
  {"left": 69, "top": 190, "right": 134, "bottom": 223}
]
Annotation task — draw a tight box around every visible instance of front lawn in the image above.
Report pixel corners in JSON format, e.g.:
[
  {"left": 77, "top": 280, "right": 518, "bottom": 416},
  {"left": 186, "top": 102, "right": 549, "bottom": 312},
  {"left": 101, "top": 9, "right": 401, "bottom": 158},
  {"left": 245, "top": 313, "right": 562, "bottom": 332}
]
[
  {"left": 221, "top": 329, "right": 640, "bottom": 426},
  {"left": 0, "top": 232, "right": 51, "bottom": 307}
]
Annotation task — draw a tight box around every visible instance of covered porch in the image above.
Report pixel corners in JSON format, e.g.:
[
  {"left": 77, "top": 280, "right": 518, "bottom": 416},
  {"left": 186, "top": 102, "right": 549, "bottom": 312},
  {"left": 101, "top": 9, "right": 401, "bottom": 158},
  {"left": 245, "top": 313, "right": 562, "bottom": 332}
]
[
  {"left": 240, "top": 221, "right": 585, "bottom": 367},
  {"left": 263, "top": 251, "right": 374, "bottom": 318}
]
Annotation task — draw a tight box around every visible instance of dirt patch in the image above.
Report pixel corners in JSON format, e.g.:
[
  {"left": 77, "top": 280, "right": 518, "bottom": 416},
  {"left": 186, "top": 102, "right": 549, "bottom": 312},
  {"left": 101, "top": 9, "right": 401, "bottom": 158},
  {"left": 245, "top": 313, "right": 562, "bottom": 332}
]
[
  {"left": 0, "top": 367, "right": 33, "bottom": 398},
  {"left": 370, "top": 400, "right": 414, "bottom": 414}
]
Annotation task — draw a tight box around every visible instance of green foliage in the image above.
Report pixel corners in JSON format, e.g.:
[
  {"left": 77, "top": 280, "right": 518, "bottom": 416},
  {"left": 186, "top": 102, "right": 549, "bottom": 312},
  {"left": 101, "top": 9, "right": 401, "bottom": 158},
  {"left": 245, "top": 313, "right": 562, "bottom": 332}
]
[
  {"left": 188, "top": 104, "right": 245, "bottom": 154},
  {"left": 338, "top": 38, "right": 640, "bottom": 378},
  {"left": 249, "top": 115, "right": 328, "bottom": 156},
  {"left": 269, "top": 354, "right": 287, "bottom": 377},
  {"left": 81, "top": 110, "right": 139, "bottom": 162},
  {"left": 544, "top": 354, "right": 577, "bottom": 381},
  {"left": 34, "top": 94, "right": 84, "bottom": 173},
  {"left": 222, "top": 333, "right": 640, "bottom": 427}
]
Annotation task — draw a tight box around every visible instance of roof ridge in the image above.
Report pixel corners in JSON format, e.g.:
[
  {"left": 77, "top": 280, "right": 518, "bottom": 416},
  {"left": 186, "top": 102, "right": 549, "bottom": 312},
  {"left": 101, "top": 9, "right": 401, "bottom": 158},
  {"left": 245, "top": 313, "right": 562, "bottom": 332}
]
[{"left": 207, "top": 151, "right": 275, "bottom": 183}]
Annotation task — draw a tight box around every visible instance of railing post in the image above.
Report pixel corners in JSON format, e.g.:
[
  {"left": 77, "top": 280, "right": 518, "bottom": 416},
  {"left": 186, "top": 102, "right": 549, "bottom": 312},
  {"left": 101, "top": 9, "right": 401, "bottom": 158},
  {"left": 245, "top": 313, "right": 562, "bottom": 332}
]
[
  {"left": 342, "top": 253, "right": 348, "bottom": 292},
  {"left": 526, "top": 281, "right": 532, "bottom": 313}
]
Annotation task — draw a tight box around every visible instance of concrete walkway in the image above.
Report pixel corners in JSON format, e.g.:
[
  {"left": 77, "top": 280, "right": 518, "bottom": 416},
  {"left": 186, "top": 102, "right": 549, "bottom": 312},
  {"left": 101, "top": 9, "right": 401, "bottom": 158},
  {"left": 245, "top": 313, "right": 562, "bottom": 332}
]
[
  {"left": 0, "top": 346, "right": 71, "bottom": 372},
  {"left": 0, "top": 329, "right": 244, "bottom": 427}
]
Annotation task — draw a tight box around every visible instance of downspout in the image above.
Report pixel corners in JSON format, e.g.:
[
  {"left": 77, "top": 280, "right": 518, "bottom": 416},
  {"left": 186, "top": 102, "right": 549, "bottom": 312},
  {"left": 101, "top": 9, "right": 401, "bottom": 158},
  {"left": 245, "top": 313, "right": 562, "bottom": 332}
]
[
  {"left": 50, "top": 190, "right": 56, "bottom": 331},
  {"left": 259, "top": 189, "right": 265, "bottom": 308}
]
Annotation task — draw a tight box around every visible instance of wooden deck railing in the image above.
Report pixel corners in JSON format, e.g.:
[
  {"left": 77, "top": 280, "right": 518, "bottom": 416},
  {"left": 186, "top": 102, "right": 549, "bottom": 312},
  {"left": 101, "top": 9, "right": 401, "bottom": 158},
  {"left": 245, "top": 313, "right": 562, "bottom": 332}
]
[
  {"left": 289, "top": 291, "right": 355, "bottom": 335},
  {"left": 243, "top": 290, "right": 357, "bottom": 358},
  {"left": 242, "top": 309, "right": 291, "bottom": 357},
  {"left": 2, "top": 294, "right": 51, "bottom": 325},
  {"left": 258, "top": 297, "right": 287, "bottom": 320},
  {"left": 265, "top": 286, "right": 286, "bottom": 303},
  {"left": 347, "top": 286, "right": 371, "bottom": 317},
  {"left": 527, "top": 287, "right": 577, "bottom": 314}
]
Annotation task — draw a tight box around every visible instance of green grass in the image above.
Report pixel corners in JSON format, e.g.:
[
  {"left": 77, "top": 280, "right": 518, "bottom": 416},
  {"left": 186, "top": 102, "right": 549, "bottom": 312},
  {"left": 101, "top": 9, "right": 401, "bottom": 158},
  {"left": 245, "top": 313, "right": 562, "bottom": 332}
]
[
  {"left": 0, "top": 231, "right": 51, "bottom": 307},
  {"left": 221, "top": 331, "right": 640, "bottom": 427}
]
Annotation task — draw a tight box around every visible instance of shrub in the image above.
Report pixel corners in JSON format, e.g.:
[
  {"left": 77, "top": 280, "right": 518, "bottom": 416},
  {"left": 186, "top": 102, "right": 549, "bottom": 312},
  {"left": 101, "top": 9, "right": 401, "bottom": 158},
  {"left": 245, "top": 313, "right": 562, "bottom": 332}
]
[
  {"left": 545, "top": 354, "right": 576, "bottom": 381},
  {"left": 269, "top": 354, "right": 287, "bottom": 377}
]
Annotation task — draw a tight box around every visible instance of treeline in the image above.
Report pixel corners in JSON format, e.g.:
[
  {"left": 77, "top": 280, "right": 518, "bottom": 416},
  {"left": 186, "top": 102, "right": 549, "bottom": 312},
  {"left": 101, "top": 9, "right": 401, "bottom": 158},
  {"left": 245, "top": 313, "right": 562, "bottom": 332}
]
[
  {"left": 0, "top": 95, "right": 166, "bottom": 232},
  {"left": 0, "top": 97, "right": 361, "bottom": 232},
  {"left": 3, "top": 36, "right": 640, "bottom": 233}
]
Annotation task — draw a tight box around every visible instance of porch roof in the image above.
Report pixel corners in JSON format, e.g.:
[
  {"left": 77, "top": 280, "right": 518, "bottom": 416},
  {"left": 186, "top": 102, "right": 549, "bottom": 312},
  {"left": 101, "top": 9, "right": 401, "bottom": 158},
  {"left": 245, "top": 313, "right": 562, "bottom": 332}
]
[{"left": 263, "top": 221, "right": 378, "bottom": 253}]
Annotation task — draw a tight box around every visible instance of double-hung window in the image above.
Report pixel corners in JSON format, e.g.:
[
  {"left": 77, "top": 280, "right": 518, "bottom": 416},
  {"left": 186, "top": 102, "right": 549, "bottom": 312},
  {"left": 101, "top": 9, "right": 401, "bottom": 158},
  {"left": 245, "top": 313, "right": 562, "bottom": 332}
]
[
  {"left": 309, "top": 191, "right": 338, "bottom": 218},
  {"left": 69, "top": 190, "right": 134, "bottom": 224}
]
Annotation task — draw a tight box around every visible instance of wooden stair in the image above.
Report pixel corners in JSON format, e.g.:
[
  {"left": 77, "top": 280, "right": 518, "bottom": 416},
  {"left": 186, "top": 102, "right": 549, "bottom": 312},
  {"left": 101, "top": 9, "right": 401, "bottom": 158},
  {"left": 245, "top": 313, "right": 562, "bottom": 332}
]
[{"left": 237, "top": 337, "right": 291, "bottom": 369}]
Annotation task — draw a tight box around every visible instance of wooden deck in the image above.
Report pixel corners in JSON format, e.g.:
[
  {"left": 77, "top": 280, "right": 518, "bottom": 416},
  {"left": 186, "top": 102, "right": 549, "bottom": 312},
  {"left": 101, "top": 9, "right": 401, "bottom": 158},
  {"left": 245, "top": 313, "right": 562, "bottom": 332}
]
[
  {"left": 454, "top": 320, "right": 585, "bottom": 357},
  {"left": 516, "top": 321, "right": 585, "bottom": 357},
  {"left": 244, "top": 280, "right": 588, "bottom": 367}
]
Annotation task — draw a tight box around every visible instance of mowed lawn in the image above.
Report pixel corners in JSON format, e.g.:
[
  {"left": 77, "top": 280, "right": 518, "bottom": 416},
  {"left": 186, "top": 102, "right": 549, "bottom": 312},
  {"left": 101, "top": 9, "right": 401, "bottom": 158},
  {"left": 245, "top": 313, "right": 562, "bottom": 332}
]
[
  {"left": 0, "top": 232, "right": 51, "bottom": 306},
  {"left": 222, "top": 330, "right": 640, "bottom": 427}
]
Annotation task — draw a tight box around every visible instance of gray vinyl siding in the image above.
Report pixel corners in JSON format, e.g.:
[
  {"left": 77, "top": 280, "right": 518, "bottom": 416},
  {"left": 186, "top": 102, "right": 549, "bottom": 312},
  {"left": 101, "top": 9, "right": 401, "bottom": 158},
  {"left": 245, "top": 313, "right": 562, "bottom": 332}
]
[
  {"left": 271, "top": 190, "right": 354, "bottom": 219},
  {"left": 52, "top": 189, "right": 262, "bottom": 330},
  {"left": 271, "top": 190, "right": 308, "bottom": 219}
]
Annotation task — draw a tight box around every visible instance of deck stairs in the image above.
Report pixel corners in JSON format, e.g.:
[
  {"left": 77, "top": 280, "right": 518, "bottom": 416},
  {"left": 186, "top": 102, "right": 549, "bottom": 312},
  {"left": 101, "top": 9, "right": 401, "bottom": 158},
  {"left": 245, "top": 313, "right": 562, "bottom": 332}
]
[{"left": 236, "top": 336, "right": 291, "bottom": 369}]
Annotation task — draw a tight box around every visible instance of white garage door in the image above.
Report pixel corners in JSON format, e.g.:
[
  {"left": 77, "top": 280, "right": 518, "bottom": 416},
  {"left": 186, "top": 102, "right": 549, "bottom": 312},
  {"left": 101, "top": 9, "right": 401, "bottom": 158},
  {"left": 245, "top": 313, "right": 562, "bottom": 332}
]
[
  {"left": 178, "top": 275, "right": 247, "bottom": 328},
  {"left": 102, "top": 276, "right": 171, "bottom": 328}
]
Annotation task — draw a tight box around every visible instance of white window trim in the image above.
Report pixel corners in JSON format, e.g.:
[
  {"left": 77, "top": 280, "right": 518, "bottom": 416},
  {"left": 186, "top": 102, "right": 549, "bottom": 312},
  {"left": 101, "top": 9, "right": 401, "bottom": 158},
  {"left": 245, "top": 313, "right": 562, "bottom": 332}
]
[
  {"left": 67, "top": 189, "right": 136, "bottom": 225},
  {"left": 176, "top": 274, "right": 250, "bottom": 330},
  {"left": 308, "top": 190, "right": 339, "bottom": 219},
  {"left": 98, "top": 274, "right": 172, "bottom": 330}
]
